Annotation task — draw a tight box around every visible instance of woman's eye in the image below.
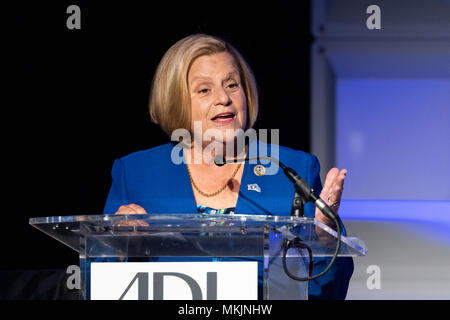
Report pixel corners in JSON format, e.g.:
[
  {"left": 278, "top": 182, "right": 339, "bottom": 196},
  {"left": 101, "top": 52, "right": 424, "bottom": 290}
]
[
  {"left": 227, "top": 83, "right": 239, "bottom": 89},
  {"left": 198, "top": 88, "right": 209, "bottom": 94}
]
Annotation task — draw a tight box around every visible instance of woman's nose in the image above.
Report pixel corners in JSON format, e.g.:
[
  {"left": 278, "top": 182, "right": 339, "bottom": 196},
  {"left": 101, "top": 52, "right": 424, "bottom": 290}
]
[{"left": 213, "top": 87, "right": 232, "bottom": 106}]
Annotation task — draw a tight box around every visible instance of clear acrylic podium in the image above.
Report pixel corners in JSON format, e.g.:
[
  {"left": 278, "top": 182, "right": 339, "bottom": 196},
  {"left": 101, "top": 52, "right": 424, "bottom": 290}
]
[{"left": 29, "top": 214, "right": 367, "bottom": 300}]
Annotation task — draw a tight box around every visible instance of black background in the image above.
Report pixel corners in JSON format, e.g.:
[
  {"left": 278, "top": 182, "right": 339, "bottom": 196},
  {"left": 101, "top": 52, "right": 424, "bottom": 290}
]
[{"left": 6, "top": 1, "right": 312, "bottom": 271}]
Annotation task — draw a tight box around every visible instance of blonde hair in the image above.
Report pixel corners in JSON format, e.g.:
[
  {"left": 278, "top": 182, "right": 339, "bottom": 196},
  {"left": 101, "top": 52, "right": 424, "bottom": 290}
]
[{"left": 149, "top": 34, "right": 259, "bottom": 135}]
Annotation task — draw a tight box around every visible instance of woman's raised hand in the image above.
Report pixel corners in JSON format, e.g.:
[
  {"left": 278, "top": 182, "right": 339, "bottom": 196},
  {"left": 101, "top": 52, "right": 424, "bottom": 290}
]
[{"left": 315, "top": 168, "right": 347, "bottom": 228}]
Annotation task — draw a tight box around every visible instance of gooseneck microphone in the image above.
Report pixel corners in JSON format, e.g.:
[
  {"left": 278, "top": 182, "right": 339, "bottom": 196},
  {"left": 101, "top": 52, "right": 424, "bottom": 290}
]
[
  {"left": 214, "top": 154, "right": 342, "bottom": 281},
  {"left": 214, "top": 154, "right": 337, "bottom": 221}
]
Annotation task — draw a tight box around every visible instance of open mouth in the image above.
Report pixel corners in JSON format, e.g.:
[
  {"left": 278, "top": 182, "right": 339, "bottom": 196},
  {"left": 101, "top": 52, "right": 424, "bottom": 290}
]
[{"left": 211, "top": 112, "right": 236, "bottom": 123}]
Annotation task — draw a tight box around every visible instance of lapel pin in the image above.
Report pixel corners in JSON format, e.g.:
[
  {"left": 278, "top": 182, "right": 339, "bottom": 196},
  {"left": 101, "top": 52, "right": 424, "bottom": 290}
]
[
  {"left": 248, "top": 183, "right": 262, "bottom": 193},
  {"left": 253, "top": 165, "right": 266, "bottom": 176}
]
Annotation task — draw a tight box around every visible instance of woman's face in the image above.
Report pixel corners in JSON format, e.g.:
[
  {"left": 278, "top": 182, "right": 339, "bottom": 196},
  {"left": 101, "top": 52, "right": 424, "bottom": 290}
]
[{"left": 188, "top": 52, "right": 248, "bottom": 144}]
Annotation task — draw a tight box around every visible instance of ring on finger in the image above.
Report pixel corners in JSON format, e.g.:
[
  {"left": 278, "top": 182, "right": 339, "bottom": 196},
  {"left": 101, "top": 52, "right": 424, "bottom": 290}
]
[{"left": 330, "top": 201, "right": 340, "bottom": 209}]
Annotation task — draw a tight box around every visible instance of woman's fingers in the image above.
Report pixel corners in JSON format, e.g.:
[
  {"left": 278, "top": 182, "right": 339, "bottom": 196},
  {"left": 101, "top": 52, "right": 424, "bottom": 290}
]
[
  {"left": 126, "top": 204, "right": 148, "bottom": 214},
  {"left": 315, "top": 168, "right": 348, "bottom": 229},
  {"left": 322, "top": 168, "right": 339, "bottom": 197},
  {"left": 330, "top": 169, "right": 347, "bottom": 200},
  {"left": 319, "top": 168, "right": 348, "bottom": 214},
  {"left": 115, "top": 204, "right": 147, "bottom": 215},
  {"left": 114, "top": 204, "right": 149, "bottom": 226},
  {"left": 314, "top": 167, "right": 348, "bottom": 230}
]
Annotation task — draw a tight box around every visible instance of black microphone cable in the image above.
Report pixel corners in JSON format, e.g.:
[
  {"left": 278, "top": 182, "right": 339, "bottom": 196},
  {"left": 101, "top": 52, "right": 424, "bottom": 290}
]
[{"left": 215, "top": 155, "right": 342, "bottom": 282}]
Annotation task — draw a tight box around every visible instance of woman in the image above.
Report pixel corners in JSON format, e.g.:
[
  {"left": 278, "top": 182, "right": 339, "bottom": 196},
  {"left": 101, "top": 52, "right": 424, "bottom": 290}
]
[{"left": 103, "top": 34, "right": 353, "bottom": 299}]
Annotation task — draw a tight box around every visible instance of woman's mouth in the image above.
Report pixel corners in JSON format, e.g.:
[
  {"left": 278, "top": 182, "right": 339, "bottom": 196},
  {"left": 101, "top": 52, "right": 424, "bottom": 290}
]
[{"left": 211, "top": 112, "right": 236, "bottom": 124}]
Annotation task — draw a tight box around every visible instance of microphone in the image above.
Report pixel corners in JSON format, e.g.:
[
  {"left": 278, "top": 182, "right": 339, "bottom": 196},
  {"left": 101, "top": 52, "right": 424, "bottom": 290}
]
[
  {"left": 214, "top": 154, "right": 342, "bottom": 281},
  {"left": 214, "top": 155, "right": 337, "bottom": 221},
  {"left": 282, "top": 166, "right": 337, "bottom": 222}
]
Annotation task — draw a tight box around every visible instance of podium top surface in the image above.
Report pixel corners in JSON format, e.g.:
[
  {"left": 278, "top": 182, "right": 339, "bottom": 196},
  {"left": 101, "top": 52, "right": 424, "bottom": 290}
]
[
  {"left": 30, "top": 213, "right": 325, "bottom": 227},
  {"left": 29, "top": 214, "right": 367, "bottom": 257}
]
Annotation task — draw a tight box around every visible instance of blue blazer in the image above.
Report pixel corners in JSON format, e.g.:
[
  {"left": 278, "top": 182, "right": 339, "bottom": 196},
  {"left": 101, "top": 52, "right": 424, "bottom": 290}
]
[{"left": 103, "top": 141, "right": 354, "bottom": 300}]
